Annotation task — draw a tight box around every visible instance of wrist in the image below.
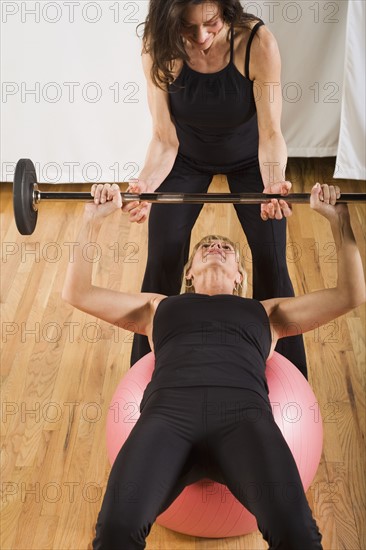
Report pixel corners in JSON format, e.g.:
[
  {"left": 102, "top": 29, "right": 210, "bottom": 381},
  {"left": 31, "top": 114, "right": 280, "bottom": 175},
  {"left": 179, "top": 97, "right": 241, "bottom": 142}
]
[
  {"left": 329, "top": 208, "right": 350, "bottom": 227},
  {"left": 82, "top": 211, "right": 104, "bottom": 230},
  {"left": 145, "top": 183, "right": 158, "bottom": 193},
  {"left": 137, "top": 173, "right": 163, "bottom": 192},
  {"left": 329, "top": 210, "right": 353, "bottom": 245}
]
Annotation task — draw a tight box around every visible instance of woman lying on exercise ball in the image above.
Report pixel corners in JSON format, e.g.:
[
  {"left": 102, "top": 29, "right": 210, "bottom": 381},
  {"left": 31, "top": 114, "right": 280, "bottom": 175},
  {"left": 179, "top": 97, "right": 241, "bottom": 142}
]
[{"left": 62, "top": 184, "right": 365, "bottom": 550}]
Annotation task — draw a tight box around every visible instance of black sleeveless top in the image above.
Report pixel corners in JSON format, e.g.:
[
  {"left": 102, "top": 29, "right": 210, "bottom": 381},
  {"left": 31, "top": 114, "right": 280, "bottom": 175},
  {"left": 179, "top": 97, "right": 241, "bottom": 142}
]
[
  {"left": 169, "top": 21, "right": 264, "bottom": 168},
  {"left": 140, "top": 293, "right": 271, "bottom": 409}
]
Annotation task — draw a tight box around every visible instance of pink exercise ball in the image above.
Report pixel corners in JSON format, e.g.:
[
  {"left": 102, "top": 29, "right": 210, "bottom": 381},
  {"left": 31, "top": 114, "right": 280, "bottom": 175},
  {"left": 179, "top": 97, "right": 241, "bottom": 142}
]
[{"left": 106, "top": 352, "right": 323, "bottom": 538}]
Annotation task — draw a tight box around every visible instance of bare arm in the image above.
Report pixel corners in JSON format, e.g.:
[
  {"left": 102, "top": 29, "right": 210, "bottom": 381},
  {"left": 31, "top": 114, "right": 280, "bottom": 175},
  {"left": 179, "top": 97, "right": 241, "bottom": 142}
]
[
  {"left": 139, "top": 54, "right": 179, "bottom": 186},
  {"left": 251, "top": 27, "right": 292, "bottom": 221},
  {"left": 123, "top": 52, "right": 179, "bottom": 223},
  {"left": 262, "top": 184, "right": 366, "bottom": 341},
  {"left": 62, "top": 185, "right": 165, "bottom": 335}
]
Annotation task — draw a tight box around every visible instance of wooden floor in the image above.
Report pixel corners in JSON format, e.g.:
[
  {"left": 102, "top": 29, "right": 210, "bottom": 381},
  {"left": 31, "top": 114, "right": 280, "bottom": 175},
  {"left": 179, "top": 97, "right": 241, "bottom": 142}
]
[{"left": 1, "top": 158, "right": 365, "bottom": 550}]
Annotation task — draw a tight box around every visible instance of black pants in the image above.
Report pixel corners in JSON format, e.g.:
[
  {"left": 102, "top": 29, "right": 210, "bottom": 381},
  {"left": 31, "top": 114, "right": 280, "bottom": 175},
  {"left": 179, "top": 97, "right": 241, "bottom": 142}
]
[
  {"left": 131, "top": 155, "right": 307, "bottom": 377},
  {"left": 93, "top": 387, "right": 322, "bottom": 549}
]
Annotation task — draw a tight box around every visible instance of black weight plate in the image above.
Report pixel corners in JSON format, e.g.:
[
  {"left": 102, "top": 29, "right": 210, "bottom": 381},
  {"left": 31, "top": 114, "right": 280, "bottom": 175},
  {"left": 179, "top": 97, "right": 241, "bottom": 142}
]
[{"left": 13, "top": 159, "right": 38, "bottom": 235}]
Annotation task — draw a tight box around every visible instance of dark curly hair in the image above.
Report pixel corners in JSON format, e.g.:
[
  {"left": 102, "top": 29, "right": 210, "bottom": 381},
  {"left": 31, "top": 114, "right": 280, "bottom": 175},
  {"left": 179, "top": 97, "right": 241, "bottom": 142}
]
[{"left": 139, "top": 1, "right": 260, "bottom": 88}]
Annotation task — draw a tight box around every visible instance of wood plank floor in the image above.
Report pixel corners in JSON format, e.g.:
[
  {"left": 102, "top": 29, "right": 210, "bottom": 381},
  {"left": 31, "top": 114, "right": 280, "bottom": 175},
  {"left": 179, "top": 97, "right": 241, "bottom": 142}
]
[{"left": 1, "top": 158, "right": 365, "bottom": 549}]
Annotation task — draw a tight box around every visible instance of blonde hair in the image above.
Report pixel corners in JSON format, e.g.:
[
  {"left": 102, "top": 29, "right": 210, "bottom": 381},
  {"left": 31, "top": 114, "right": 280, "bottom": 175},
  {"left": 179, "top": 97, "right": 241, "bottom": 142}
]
[{"left": 182, "top": 235, "right": 248, "bottom": 297}]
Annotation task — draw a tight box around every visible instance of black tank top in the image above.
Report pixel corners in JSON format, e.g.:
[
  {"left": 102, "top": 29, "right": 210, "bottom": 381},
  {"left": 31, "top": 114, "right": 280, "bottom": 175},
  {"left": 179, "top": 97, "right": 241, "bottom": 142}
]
[
  {"left": 169, "top": 21, "right": 264, "bottom": 168},
  {"left": 140, "top": 293, "right": 271, "bottom": 409}
]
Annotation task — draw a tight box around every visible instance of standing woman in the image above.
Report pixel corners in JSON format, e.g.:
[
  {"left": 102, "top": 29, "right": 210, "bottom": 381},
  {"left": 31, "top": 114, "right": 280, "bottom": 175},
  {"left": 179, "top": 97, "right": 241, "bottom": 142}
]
[{"left": 124, "top": 0, "right": 306, "bottom": 375}]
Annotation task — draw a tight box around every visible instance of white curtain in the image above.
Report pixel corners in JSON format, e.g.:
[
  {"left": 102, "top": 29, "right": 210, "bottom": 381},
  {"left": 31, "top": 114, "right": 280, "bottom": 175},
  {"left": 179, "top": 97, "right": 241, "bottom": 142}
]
[
  {"left": 334, "top": 0, "right": 366, "bottom": 180},
  {"left": 249, "top": 0, "right": 348, "bottom": 157}
]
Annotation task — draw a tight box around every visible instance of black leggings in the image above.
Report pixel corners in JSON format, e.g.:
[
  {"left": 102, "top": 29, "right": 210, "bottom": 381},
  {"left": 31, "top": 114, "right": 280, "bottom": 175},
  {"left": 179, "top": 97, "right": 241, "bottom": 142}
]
[
  {"left": 131, "top": 155, "right": 307, "bottom": 377},
  {"left": 93, "top": 387, "right": 322, "bottom": 549}
]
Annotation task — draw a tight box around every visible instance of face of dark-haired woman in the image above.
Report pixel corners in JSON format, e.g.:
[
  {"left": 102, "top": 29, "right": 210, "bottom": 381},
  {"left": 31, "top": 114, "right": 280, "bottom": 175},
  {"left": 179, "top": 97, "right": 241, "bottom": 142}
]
[{"left": 180, "top": 2, "right": 225, "bottom": 51}]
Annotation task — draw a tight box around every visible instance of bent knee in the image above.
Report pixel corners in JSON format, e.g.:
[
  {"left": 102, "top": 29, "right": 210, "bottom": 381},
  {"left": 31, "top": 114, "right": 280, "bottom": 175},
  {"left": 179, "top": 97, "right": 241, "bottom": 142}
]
[
  {"left": 261, "top": 504, "right": 323, "bottom": 550},
  {"left": 93, "top": 515, "right": 150, "bottom": 550}
]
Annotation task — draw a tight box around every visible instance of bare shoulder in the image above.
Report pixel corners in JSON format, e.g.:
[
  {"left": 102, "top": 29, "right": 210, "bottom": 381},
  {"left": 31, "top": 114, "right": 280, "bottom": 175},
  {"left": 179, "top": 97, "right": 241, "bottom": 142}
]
[
  {"left": 259, "top": 297, "right": 280, "bottom": 317},
  {"left": 252, "top": 24, "right": 277, "bottom": 45},
  {"left": 142, "top": 50, "right": 183, "bottom": 85},
  {"left": 150, "top": 293, "right": 168, "bottom": 312},
  {"left": 136, "top": 292, "right": 167, "bottom": 329},
  {"left": 143, "top": 293, "right": 167, "bottom": 340},
  {"left": 141, "top": 50, "right": 152, "bottom": 74},
  {"left": 250, "top": 25, "right": 281, "bottom": 78},
  {"left": 233, "top": 22, "right": 279, "bottom": 78}
]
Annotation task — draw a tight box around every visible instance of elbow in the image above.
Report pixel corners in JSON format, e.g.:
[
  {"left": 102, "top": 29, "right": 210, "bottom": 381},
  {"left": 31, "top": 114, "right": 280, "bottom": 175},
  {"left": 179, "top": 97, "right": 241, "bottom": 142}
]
[
  {"left": 353, "top": 288, "right": 366, "bottom": 309},
  {"left": 341, "top": 286, "right": 366, "bottom": 311},
  {"left": 61, "top": 287, "right": 75, "bottom": 307},
  {"left": 258, "top": 131, "right": 287, "bottom": 158},
  {"left": 259, "top": 130, "right": 281, "bottom": 142},
  {"left": 258, "top": 127, "right": 283, "bottom": 143},
  {"left": 351, "top": 278, "right": 366, "bottom": 309},
  {"left": 155, "top": 136, "right": 179, "bottom": 153},
  {"left": 62, "top": 285, "right": 83, "bottom": 309},
  {"left": 152, "top": 127, "right": 179, "bottom": 151}
]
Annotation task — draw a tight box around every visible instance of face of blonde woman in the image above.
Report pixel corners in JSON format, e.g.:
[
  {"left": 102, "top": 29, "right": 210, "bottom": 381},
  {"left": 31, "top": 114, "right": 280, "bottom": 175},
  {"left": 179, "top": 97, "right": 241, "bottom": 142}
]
[
  {"left": 180, "top": 2, "right": 225, "bottom": 51},
  {"left": 188, "top": 240, "right": 242, "bottom": 282}
]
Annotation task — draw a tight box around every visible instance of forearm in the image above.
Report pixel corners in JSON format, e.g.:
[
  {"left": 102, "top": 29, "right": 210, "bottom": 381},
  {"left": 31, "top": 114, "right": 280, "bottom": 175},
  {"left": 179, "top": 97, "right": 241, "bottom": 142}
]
[
  {"left": 266, "top": 186, "right": 365, "bottom": 339},
  {"left": 62, "top": 214, "right": 103, "bottom": 305},
  {"left": 258, "top": 132, "right": 287, "bottom": 189},
  {"left": 330, "top": 211, "right": 366, "bottom": 307},
  {"left": 139, "top": 137, "right": 178, "bottom": 191}
]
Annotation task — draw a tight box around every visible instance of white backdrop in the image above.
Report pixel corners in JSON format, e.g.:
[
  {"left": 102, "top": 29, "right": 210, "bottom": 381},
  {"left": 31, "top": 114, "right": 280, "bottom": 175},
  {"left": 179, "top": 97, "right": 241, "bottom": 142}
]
[{"left": 1, "top": 0, "right": 365, "bottom": 183}]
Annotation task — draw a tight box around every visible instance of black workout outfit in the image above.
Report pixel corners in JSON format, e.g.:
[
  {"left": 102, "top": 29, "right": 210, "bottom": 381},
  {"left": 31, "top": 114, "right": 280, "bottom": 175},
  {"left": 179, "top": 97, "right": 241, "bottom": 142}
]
[
  {"left": 93, "top": 294, "right": 322, "bottom": 549},
  {"left": 131, "top": 21, "right": 307, "bottom": 378}
]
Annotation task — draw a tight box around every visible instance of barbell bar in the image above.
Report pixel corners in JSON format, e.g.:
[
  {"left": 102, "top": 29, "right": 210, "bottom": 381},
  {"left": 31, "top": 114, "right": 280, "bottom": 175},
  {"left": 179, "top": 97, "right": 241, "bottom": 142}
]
[{"left": 13, "top": 158, "right": 366, "bottom": 236}]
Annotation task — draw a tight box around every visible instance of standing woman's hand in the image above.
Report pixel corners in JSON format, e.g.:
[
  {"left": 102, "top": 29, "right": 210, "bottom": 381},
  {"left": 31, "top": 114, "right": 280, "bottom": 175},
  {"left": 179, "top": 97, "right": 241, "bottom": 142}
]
[
  {"left": 261, "top": 180, "right": 293, "bottom": 221},
  {"left": 122, "top": 180, "right": 151, "bottom": 224}
]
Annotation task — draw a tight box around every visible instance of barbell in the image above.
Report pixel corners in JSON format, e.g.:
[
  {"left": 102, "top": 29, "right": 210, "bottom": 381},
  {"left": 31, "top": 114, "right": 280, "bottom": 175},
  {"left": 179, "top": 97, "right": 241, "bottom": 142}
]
[{"left": 13, "top": 158, "right": 366, "bottom": 235}]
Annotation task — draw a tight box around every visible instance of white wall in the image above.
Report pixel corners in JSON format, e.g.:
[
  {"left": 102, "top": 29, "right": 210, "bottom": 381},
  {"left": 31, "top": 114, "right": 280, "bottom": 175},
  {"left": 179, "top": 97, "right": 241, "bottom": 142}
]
[
  {"left": 1, "top": 1, "right": 365, "bottom": 182},
  {"left": 1, "top": 1, "right": 151, "bottom": 183}
]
